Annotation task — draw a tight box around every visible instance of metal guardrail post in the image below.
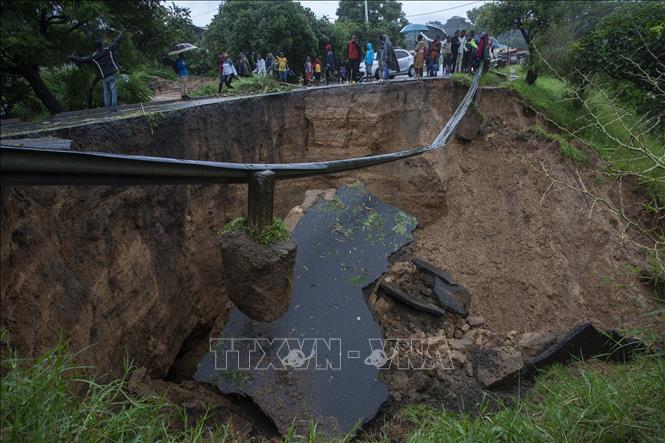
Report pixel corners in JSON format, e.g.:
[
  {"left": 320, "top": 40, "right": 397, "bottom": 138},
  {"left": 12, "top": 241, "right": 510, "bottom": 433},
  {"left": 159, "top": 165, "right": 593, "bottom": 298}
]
[{"left": 247, "top": 170, "right": 275, "bottom": 233}]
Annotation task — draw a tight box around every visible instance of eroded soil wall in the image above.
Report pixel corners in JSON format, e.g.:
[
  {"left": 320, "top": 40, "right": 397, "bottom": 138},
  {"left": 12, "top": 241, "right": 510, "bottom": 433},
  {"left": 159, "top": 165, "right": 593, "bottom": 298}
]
[{"left": 0, "top": 80, "right": 654, "bottom": 378}]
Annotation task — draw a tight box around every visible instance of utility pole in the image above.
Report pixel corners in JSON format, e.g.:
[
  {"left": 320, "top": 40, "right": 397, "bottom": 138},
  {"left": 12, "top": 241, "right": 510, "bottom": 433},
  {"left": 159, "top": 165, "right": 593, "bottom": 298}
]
[{"left": 364, "top": 0, "right": 369, "bottom": 22}]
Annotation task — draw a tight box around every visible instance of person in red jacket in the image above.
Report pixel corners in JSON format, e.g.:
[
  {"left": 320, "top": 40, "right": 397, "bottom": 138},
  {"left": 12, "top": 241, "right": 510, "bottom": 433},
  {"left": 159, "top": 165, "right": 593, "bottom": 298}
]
[
  {"left": 346, "top": 35, "right": 361, "bottom": 82},
  {"left": 477, "top": 32, "right": 492, "bottom": 74}
]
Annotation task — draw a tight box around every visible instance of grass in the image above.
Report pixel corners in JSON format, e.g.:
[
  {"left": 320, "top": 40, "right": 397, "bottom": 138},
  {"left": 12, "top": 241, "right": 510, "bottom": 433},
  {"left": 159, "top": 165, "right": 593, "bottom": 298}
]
[
  {"left": 403, "top": 355, "right": 665, "bottom": 443},
  {"left": 529, "top": 124, "right": 589, "bottom": 163},
  {"left": 0, "top": 339, "right": 231, "bottom": 442},
  {"left": 191, "top": 75, "right": 293, "bottom": 98},
  {"left": 3, "top": 338, "right": 663, "bottom": 442},
  {"left": 506, "top": 73, "right": 665, "bottom": 202},
  {"left": 221, "top": 216, "right": 289, "bottom": 245}
]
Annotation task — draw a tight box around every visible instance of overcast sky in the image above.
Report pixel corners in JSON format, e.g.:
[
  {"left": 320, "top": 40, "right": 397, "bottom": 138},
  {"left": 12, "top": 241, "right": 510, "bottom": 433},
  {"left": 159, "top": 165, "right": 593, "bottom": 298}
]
[{"left": 173, "top": 1, "right": 486, "bottom": 28}]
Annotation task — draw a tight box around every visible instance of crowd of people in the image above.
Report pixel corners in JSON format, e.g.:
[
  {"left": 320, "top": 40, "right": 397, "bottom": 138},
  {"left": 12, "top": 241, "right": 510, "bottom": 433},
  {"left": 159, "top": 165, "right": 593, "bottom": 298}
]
[
  {"left": 413, "top": 29, "right": 493, "bottom": 78},
  {"left": 68, "top": 27, "right": 494, "bottom": 109},
  {"left": 206, "top": 29, "right": 492, "bottom": 93}
]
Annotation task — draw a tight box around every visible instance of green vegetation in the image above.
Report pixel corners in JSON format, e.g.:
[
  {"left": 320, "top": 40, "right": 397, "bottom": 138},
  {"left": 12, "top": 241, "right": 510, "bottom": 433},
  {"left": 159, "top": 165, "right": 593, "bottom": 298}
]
[
  {"left": 529, "top": 124, "right": 588, "bottom": 163},
  {"left": 4, "top": 338, "right": 663, "bottom": 442},
  {"left": 221, "top": 216, "right": 289, "bottom": 246},
  {"left": 191, "top": 76, "right": 293, "bottom": 98},
  {"left": 0, "top": 340, "right": 231, "bottom": 442},
  {"left": 404, "top": 355, "right": 665, "bottom": 443},
  {"left": 508, "top": 74, "right": 665, "bottom": 202}
]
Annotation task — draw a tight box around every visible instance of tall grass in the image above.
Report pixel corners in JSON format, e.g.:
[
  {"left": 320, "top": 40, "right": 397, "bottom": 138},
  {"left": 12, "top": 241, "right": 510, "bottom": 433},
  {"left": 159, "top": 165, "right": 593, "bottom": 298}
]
[
  {"left": 404, "top": 356, "right": 665, "bottom": 443},
  {"left": 0, "top": 340, "right": 230, "bottom": 442}
]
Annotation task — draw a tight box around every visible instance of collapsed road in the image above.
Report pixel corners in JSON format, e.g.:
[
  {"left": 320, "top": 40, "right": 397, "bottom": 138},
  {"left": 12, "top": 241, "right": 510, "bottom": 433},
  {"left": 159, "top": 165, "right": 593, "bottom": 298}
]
[{"left": 1, "top": 63, "right": 657, "bottom": 438}]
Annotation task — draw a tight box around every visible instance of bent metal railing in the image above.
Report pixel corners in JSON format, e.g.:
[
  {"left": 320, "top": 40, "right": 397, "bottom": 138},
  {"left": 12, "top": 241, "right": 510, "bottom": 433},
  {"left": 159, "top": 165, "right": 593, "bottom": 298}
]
[{"left": 1, "top": 65, "right": 483, "bottom": 231}]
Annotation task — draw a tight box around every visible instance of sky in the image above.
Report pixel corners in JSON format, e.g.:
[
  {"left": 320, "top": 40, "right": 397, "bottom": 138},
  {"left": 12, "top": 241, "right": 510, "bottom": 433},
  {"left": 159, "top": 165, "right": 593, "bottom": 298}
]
[{"left": 173, "top": 1, "right": 486, "bottom": 28}]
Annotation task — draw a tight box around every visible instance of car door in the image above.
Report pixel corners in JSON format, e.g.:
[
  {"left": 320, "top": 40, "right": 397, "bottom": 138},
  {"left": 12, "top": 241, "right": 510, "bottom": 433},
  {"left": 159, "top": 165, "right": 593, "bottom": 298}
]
[{"left": 394, "top": 50, "right": 410, "bottom": 73}]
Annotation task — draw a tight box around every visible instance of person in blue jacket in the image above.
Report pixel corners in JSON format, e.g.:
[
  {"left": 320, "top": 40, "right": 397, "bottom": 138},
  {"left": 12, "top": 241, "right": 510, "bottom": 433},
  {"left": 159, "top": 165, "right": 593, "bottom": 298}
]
[
  {"left": 364, "top": 42, "right": 375, "bottom": 80},
  {"left": 176, "top": 54, "right": 191, "bottom": 100}
]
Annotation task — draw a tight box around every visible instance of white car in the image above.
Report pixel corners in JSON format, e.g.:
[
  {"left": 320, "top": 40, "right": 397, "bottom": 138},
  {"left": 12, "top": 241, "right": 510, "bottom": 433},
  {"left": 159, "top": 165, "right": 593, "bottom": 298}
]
[{"left": 360, "top": 48, "right": 415, "bottom": 79}]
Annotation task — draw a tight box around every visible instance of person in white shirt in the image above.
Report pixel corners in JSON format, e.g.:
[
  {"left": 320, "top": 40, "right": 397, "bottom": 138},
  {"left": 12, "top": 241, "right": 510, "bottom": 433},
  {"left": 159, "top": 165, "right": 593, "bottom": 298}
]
[
  {"left": 456, "top": 30, "right": 467, "bottom": 73},
  {"left": 254, "top": 55, "right": 266, "bottom": 76}
]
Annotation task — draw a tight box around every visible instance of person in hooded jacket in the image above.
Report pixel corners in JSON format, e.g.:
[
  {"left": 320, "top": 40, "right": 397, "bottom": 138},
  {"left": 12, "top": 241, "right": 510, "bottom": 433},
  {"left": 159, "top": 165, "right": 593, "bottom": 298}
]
[
  {"left": 325, "top": 44, "right": 337, "bottom": 85},
  {"left": 364, "top": 42, "right": 375, "bottom": 80},
  {"left": 70, "top": 31, "right": 124, "bottom": 111},
  {"left": 346, "top": 35, "right": 361, "bottom": 82},
  {"left": 379, "top": 34, "right": 398, "bottom": 81}
]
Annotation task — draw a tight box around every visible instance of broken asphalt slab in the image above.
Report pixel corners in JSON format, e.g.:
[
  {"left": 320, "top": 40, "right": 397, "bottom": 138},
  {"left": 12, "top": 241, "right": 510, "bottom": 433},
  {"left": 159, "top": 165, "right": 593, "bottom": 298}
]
[{"left": 480, "top": 322, "right": 649, "bottom": 388}]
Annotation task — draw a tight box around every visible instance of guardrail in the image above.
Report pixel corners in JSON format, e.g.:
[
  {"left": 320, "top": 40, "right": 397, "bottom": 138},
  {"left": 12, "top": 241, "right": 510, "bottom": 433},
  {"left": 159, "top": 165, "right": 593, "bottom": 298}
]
[{"left": 1, "top": 65, "right": 483, "bottom": 231}]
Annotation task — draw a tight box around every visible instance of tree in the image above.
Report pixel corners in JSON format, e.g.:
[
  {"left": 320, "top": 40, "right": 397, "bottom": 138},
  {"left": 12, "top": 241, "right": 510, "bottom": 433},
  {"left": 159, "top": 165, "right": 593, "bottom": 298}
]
[
  {"left": 0, "top": 0, "right": 177, "bottom": 115},
  {"left": 476, "top": 0, "right": 564, "bottom": 84},
  {"left": 0, "top": 1, "right": 107, "bottom": 114},
  {"left": 204, "top": 0, "right": 318, "bottom": 71},
  {"left": 335, "top": 0, "right": 407, "bottom": 48},
  {"left": 437, "top": 16, "right": 473, "bottom": 36},
  {"left": 568, "top": 2, "right": 665, "bottom": 121}
]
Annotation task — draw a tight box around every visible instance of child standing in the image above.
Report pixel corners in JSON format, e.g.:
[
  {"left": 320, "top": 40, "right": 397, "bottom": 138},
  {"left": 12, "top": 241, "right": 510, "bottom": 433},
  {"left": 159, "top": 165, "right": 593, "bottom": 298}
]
[
  {"left": 364, "top": 42, "right": 375, "bottom": 80},
  {"left": 314, "top": 57, "right": 322, "bottom": 84}
]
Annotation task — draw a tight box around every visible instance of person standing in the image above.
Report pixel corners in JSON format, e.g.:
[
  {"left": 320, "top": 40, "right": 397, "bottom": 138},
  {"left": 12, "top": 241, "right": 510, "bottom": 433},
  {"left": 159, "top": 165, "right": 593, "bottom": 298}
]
[
  {"left": 266, "top": 53, "right": 275, "bottom": 76},
  {"left": 463, "top": 30, "right": 477, "bottom": 73},
  {"left": 428, "top": 35, "right": 442, "bottom": 77},
  {"left": 477, "top": 32, "right": 492, "bottom": 74},
  {"left": 254, "top": 54, "right": 266, "bottom": 76},
  {"left": 277, "top": 52, "right": 289, "bottom": 82},
  {"left": 364, "top": 42, "right": 375, "bottom": 80},
  {"left": 304, "top": 56, "right": 313, "bottom": 86},
  {"left": 218, "top": 52, "right": 237, "bottom": 92},
  {"left": 175, "top": 53, "right": 191, "bottom": 100},
  {"left": 442, "top": 36, "right": 452, "bottom": 75},
  {"left": 346, "top": 35, "right": 361, "bottom": 82},
  {"left": 414, "top": 35, "right": 427, "bottom": 78},
  {"left": 450, "top": 30, "right": 461, "bottom": 74},
  {"left": 69, "top": 31, "right": 124, "bottom": 112},
  {"left": 314, "top": 57, "right": 322, "bottom": 84},
  {"left": 379, "top": 34, "right": 398, "bottom": 81},
  {"left": 456, "top": 30, "right": 467, "bottom": 73},
  {"left": 325, "top": 44, "right": 337, "bottom": 85}
]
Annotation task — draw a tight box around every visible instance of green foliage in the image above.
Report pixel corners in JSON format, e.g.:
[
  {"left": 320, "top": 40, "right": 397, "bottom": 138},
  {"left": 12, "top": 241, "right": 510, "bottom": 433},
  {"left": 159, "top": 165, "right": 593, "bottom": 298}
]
[
  {"left": 508, "top": 74, "right": 665, "bottom": 202},
  {"left": 204, "top": 0, "right": 318, "bottom": 75},
  {"left": 221, "top": 217, "right": 289, "bottom": 246},
  {"left": 190, "top": 76, "right": 293, "bottom": 98},
  {"left": 637, "top": 248, "right": 665, "bottom": 302},
  {"left": 0, "top": 0, "right": 199, "bottom": 116},
  {"left": 475, "top": 1, "right": 565, "bottom": 84},
  {"left": 334, "top": 0, "right": 407, "bottom": 49},
  {"left": 404, "top": 355, "right": 665, "bottom": 442},
  {"left": 433, "top": 16, "right": 474, "bottom": 36},
  {"left": 0, "top": 339, "right": 231, "bottom": 442},
  {"left": 567, "top": 2, "right": 665, "bottom": 122}
]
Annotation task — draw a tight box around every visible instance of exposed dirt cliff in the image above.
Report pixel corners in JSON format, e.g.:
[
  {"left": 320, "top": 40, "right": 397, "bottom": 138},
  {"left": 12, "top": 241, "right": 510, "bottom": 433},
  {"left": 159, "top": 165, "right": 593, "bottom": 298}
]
[{"left": 0, "top": 79, "right": 655, "bottom": 381}]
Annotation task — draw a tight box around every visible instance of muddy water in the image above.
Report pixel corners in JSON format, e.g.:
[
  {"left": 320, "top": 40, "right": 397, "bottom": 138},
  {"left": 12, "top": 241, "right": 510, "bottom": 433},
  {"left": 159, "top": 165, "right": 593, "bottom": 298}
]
[{"left": 194, "top": 184, "right": 417, "bottom": 437}]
